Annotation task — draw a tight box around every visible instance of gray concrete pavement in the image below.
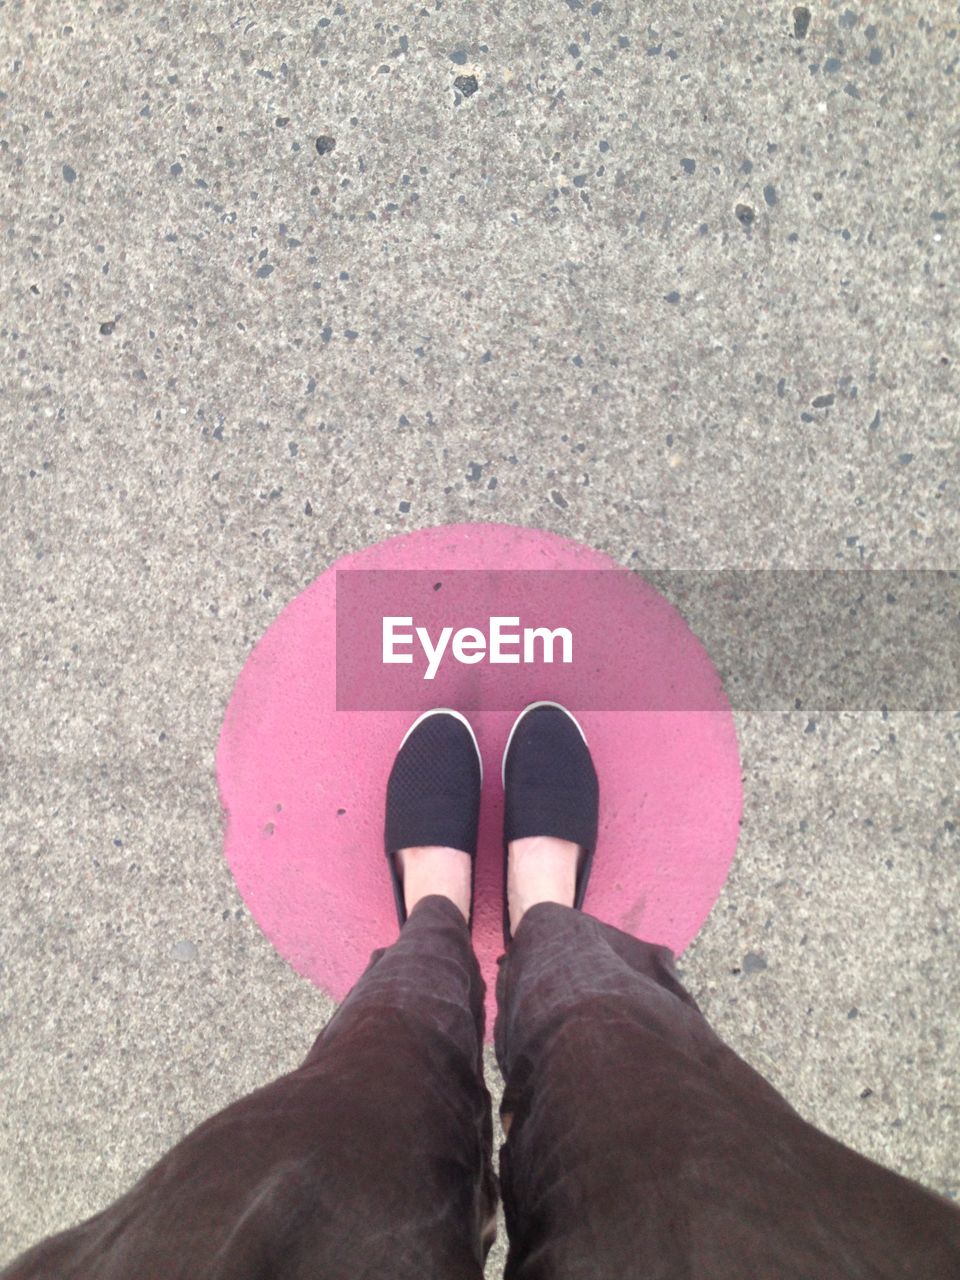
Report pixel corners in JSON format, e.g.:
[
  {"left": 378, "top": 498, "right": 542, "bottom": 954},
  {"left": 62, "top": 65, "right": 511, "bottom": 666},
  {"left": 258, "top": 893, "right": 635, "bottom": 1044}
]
[{"left": 2, "top": 2, "right": 957, "bottom": 1273}]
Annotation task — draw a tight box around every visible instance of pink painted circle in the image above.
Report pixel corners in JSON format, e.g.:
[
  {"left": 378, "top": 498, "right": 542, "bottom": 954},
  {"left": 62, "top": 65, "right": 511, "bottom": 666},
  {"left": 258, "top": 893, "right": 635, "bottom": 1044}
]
[{"left": 216, "top": 523, "right": 742, "bottom": 1036}]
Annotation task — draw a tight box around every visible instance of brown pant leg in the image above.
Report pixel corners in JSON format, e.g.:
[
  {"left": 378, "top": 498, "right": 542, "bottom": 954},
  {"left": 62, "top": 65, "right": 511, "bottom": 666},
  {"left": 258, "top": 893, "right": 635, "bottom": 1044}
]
[
  {"left": 2, "top": 894, "right": 497, "bottom": 1280},
  {"left": 494, "top": 901, "right": 960, "bottom": 1280}
]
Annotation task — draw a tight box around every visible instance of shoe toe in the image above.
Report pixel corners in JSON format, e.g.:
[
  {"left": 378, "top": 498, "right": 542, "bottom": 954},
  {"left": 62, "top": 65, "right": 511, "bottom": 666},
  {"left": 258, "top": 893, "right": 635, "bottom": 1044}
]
[
  {"left": 385, "top": 711, "right": 481, "bottom": 858},
  {"left": 508, "top": 706, "right": 592, "bottom": 781},
  {"left": 503, "top": 703, "right": 599, "bottom": 851}
]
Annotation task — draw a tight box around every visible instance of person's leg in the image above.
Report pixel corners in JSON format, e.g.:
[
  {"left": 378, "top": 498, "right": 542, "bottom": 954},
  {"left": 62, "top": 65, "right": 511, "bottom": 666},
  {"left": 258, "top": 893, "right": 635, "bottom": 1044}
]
[
  {"left": 4, "top": 708, "right": 496, "bottom": 1280},
  {"left": 494, "top": 889, "right": 960, "bottom": 1280},
  {"left": 3, "top": 891, "right": 496, "bottom": 1280},
  {"left": 496, "top": 703, "right": 960, "bottom": 1279}
]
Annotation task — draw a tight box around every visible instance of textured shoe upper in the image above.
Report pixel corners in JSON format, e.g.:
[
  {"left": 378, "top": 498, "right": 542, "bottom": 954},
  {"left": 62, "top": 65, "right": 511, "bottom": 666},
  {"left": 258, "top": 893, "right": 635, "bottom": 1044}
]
[
  {"left": 384, "top": 712, "right": 482, "bottom": 859},
  {"left": 503, "top": 705, "right": 599, "bottom": 859}
]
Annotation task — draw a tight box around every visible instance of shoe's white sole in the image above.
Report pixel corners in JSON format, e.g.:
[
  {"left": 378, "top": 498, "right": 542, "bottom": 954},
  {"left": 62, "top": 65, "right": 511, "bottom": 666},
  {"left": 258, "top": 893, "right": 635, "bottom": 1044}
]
[
  {"left": 399, "top": 707, "right": 483, "bottom": 784},
  {"left": 500, "top": 700, "right": 589, "bottom": 788}
]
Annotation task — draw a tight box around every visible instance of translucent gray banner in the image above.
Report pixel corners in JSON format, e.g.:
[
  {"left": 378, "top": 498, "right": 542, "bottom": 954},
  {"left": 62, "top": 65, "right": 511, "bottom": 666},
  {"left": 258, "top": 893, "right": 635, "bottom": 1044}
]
[
  {"left": 642, "top": 569, "right": 958, "bottom": 712},
  {"left": 334, "top": 568, "right": 958, "bottom": 712}
]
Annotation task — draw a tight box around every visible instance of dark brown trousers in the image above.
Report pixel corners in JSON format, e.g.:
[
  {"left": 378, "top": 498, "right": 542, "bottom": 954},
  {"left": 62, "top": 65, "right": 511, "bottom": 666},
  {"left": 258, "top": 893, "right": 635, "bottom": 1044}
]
[{"left": 4, "top": 894, "right": 959, "bottom": 1279}]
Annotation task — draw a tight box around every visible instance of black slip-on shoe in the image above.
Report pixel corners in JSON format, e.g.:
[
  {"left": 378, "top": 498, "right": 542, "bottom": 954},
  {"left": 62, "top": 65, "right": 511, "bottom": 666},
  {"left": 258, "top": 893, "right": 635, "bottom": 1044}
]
[
  {"left": 384, "top": 708, "right": 482, "bottom": 931},
  {"left": 501, "top": 701, "right": 599, "bottom": 950}
]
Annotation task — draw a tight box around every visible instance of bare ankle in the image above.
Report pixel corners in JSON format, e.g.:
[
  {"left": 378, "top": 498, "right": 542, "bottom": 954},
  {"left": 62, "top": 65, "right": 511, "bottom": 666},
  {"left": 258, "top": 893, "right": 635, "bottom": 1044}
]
[
  {"left": 397, "top": 845, "right": 472, "bottom": 923},
  {"left": 507, "top": 836, "right": 581, "bottom": 937}
]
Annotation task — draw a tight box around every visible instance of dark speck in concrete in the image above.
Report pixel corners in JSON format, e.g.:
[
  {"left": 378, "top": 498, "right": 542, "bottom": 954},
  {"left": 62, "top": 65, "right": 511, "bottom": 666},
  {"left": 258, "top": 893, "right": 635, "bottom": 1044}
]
[
  {"left": 844, "top": 82, "right": 861, "bottom": 98},
  {"left": 777, "top": 377, "right": 786, "bottom": 397},
  {"left": 931, "top": 211, "right": 947, "bottom": 222},
  {"left": 304, "top": 501, "right": 313, "bottom": 515},
  {"left": 869, "top": 410, "right": 881, "bottom": 429},
  {"left": 839, "top": 9, "right": 858, "bottom": 29},
  {"left": 860, "top": 1087, "right": 874, "bottom": 1099},
  {"left": 568, "top": 43, "right": 581, "bottom": 57},
  {"left": 898, "top": 452, "right": 914, "bottom": 465},
  {"left": 805, "top": 718, "right": 817, "bottom": 733},
  {"left": 344, "top": 329, "right": 359, "bottom": 339},
  {"left": 812, "top": 393, "right": 835, "bottom": 408},
  {"left": 573, "top": 174, "right": 588, "bottom": 188},
  {"left": 735, "top": 203, "right": 755, "bottom": 226},
  {"left": 647, "top": 43, "right": 662, "bottom": 55},
  {"left": 62, "top": 163, "right": 77, "bottom": 182},
  {"left": 824, "top": 56, "right": 842, "bottom": 73},
  {"left": 337, "top": 807, "right": 346, "bottom": 815},
  {"left": 487, "top": 477, "right": 498, "bottom": 490},
  {"left": 256, "top": 263, "right": 274, "bottom": 278},
  {"left": 848, "top": 1006, "right": 860, "bottom": 1018},
  {"left": 398, "top": 500, "right": 411, "bottom": 512},
  {"left": 99, "top": 321, "right": 115, "bottom": 336},
  {"left": 454, "top": 74, "right": 479, "bottom": 98},
  {"left": 618, "top": 35, "right": 630, "bottom": 48},
  {"left": 764, "top": 184, "right": 778, "bottom": 206},
  {"left": 743, "top": 952, "right": 768, "bottom": 974},
  {"left": 170, "top": 162, "right": 183, "bottom": 176},
  {"left": 466, "top": 461, "right": 483, "bottom": 482},
  {"left": 551, "top": 490, "right": 569, "bottom": 509},
  {"left": 793, "top": 7, "right": 811, "bottom": 39},
  {"left": 665, "top": 291, "right": 681, "bottom": 304},
  {"left": 321, "top": 325, "right": 332, "bottom": 342},
  {"left": 450, "top": 50, "right": 468, "bottom": 64},
  {"left": 740, "top": 159, "right": 753, "bottom": 174},
  {"left": 868, "top": 46, "right": 882, "bottom": 64},
  {"left": 276, "top": 116, "right": 290, "bottom": 127},
  {"left": 599, "top": 140, "right": 610, "bottom": 152},
  {"left": 681, "top": 158, "right": 696, "bottom": 174},
  {"left": 315, "top": 135, "right": 336, "bottom": 155}
]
